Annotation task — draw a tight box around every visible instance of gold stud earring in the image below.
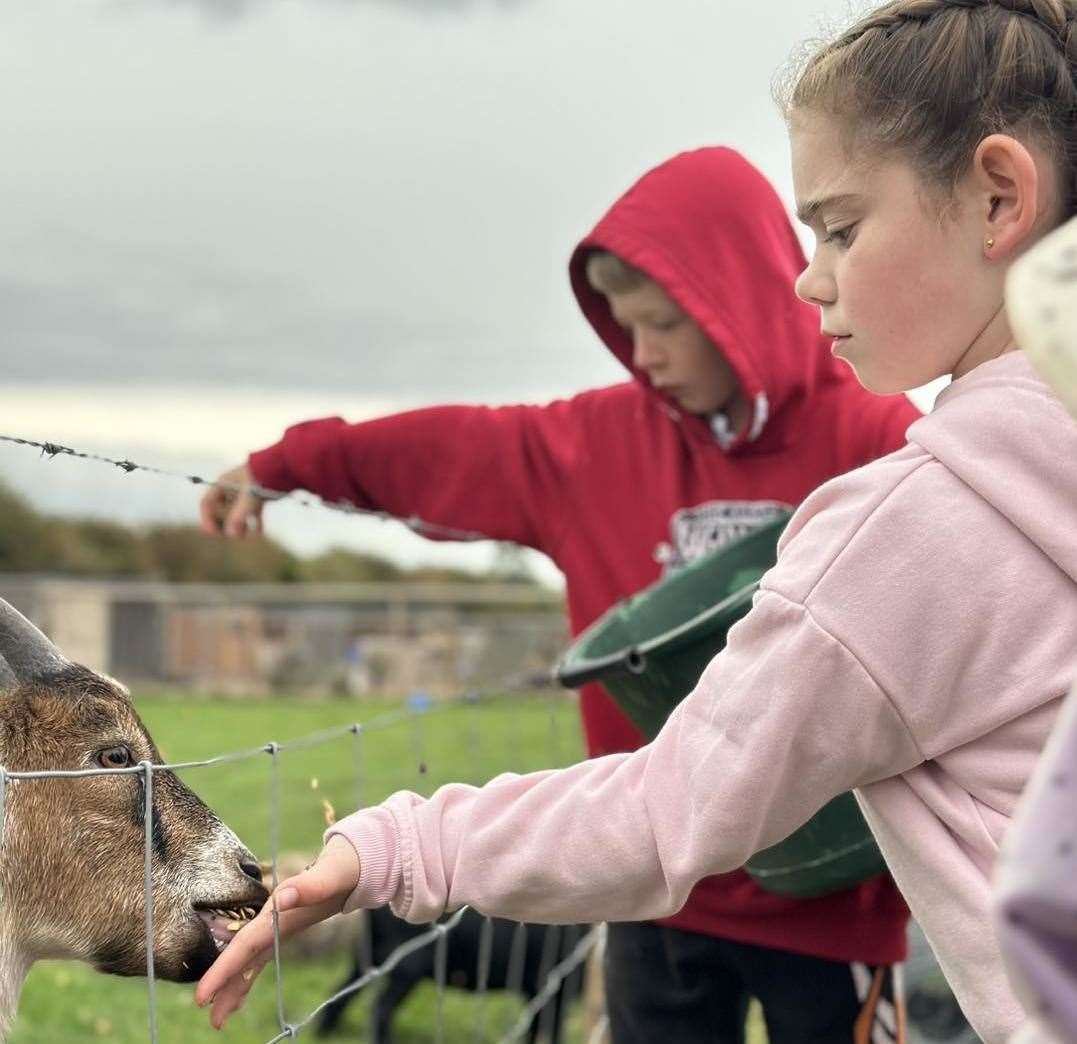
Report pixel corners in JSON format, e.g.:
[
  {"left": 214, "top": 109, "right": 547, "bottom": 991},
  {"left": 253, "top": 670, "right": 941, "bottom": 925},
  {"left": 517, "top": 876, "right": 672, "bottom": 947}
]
[{"left": 986, "top": 237, "right": 995, "bottom": 250}]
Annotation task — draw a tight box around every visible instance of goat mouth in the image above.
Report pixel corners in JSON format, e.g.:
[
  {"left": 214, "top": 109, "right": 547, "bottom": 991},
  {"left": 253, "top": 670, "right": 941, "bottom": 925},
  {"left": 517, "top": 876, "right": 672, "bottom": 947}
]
[{"left": 194, "top": 903, "right": 261, "bottom": 953}]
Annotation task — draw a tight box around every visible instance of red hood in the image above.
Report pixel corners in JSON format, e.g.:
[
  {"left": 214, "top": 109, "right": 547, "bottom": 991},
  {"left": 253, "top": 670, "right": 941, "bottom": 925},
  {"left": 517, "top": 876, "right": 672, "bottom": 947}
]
[{"left": 569, "top": 146, "right": 855, "bottom": 453}]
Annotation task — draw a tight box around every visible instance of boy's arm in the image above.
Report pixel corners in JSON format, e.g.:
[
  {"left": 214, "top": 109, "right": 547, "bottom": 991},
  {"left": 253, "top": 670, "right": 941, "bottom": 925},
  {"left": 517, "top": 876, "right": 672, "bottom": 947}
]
[{"left": 230, "top": 401, "right": 582, "bottom": 555}]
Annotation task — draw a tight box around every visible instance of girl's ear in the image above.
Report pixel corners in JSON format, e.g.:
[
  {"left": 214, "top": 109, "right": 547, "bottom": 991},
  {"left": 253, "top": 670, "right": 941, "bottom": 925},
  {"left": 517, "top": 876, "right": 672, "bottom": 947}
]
[{"left": 973, "top": 134, "right": 1045, "bottom": 260}]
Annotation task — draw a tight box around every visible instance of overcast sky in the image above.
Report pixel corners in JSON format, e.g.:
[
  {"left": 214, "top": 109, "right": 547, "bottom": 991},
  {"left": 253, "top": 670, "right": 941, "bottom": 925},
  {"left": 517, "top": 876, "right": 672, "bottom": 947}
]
[{"left": 2, "top": 0, "right": 924, "bottom": 585}]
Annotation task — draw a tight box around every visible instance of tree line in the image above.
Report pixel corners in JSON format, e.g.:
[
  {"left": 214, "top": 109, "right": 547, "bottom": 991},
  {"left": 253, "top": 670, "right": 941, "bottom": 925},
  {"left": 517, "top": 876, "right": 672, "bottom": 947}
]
[{"left": 0, "top": 481, "right": 534, "bottom": 585}]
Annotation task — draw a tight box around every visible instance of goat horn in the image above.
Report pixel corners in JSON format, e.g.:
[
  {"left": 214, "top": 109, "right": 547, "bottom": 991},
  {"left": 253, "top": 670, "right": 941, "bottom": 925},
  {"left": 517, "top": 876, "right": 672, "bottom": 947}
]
[
  {"left": 0, "top": 599, "right": 68, "bottom": 681},
  {"left": 0, "top": 656, "right": 17, "bottom": 690}
]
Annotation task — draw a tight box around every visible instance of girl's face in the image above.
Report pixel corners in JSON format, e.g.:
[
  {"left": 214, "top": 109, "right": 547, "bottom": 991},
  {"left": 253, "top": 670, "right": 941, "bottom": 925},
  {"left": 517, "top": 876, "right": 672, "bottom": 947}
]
[{"left": 790, "top": 112, "right": 1008, "bottom": 394}]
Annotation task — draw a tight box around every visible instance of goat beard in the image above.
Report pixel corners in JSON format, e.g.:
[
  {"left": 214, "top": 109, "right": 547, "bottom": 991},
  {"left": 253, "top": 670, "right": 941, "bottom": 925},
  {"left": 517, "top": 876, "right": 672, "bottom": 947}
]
[{"left": 91, "top": 920, "right": 221, "bottom": 983}]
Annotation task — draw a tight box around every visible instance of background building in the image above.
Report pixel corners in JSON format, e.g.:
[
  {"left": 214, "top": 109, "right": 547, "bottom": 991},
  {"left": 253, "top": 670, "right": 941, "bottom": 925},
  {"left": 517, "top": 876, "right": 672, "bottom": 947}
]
[{"left": 1, "top": 577, "right": 566, "bottom": 697}]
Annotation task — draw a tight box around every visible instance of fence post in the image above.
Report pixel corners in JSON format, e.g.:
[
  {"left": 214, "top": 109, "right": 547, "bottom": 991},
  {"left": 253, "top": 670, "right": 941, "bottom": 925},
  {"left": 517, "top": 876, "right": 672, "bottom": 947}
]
[
  {"left": 265, "top": 741, "right": 290, "bottom": 1037},
  {"left": 141, "top": 761, "right": 158, "bottom": 1044}
]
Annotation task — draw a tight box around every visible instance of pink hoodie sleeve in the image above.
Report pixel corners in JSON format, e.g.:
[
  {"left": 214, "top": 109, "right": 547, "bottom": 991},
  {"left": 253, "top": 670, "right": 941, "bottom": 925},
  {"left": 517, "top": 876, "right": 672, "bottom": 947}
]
[{"left": 326, "top": 587, "right": 924, "bottom": 925}]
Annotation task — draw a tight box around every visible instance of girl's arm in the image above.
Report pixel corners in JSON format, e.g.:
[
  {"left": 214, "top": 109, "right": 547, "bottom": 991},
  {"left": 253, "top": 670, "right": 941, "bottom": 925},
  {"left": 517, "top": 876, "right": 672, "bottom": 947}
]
[
  {"left": 196, "top": 586, "right": 923, "bottom": 1027},
  {"left": 335, "top": 589, "right": 923, "bottom": 926}
]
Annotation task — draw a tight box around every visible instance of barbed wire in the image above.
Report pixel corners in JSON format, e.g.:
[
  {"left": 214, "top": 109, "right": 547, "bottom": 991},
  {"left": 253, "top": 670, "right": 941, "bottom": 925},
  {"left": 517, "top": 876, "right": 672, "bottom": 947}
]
[
  {"left": 0, "top": 432, "right": 492, "bottom": 543},
  {"left": 0, "top": 691, "right": 599, "bottom": 1043}
]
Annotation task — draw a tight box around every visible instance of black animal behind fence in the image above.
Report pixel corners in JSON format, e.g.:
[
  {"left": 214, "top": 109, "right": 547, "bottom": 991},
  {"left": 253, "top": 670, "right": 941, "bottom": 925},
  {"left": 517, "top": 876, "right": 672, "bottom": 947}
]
[{"left": 317, "top": 907, "right": 588, "bottom": 1044}]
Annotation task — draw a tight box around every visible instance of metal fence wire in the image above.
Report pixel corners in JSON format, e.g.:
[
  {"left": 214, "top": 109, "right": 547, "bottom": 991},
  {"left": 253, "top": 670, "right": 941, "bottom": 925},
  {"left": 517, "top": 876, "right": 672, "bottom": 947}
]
[
  {"left": 0, "top": 698, "right": 601, "bottom": 1043},
  {"left": 0, "top": 433, "right": 490, "bottom": 543}
]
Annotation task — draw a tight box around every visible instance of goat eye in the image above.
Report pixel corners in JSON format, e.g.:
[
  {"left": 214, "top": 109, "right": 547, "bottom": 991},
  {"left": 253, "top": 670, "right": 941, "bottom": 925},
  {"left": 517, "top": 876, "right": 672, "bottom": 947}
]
[{"left": 96, "top": 746, "right": 132, "bottom": 769}]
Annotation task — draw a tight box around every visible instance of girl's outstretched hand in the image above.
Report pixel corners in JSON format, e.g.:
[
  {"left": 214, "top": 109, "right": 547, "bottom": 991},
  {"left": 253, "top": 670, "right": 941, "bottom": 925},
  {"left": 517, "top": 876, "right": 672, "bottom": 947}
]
[{"left": 195, "top": 834, "right": 361, "bottom": 1030}]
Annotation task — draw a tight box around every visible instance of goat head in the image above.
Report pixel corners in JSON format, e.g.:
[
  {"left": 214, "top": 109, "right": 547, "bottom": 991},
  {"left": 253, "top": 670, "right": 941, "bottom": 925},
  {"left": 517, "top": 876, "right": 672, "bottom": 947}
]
[{"left": 0, "top": 598, "right": 268, "bottom": 983}]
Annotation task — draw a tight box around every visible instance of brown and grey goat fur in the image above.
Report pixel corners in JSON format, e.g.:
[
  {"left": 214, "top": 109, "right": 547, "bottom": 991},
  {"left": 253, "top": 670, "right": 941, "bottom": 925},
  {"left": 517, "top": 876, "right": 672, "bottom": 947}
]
[{"left": 0, "top": 601, "right": 267, "bottom": 1039}]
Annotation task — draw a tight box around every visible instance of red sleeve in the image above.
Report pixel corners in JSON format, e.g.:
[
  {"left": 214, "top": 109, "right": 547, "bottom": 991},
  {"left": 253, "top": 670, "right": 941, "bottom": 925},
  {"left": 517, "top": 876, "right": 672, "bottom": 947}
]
[
  {"left": 247, "top": 402, "right": 581, "bottom": 556},
  {"left": 856, "top": 394, "right": 923, "bottom": 464}
]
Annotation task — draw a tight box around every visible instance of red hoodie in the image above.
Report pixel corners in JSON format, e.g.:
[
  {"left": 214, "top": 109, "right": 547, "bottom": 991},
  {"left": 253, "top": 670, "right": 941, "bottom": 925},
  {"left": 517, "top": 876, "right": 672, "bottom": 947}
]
[{"left": 249, "top": 147, "right": 920, "bottom": 964}]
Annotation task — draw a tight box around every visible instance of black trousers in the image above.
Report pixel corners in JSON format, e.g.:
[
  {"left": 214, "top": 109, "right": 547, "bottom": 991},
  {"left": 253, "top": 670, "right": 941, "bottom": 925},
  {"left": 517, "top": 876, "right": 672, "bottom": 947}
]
[{"left": 604, "top": 922, "right": 903, "bottom": 1044}]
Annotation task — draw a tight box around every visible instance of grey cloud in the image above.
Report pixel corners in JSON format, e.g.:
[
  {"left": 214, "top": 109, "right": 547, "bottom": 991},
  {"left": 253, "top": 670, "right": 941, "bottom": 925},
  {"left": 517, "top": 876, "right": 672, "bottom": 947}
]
[
  {"left": 1, "top": 235, "right": 596, "bottom": 399},
  {"left": 131, "top": 0, "right": 528, "bottom": 20}
]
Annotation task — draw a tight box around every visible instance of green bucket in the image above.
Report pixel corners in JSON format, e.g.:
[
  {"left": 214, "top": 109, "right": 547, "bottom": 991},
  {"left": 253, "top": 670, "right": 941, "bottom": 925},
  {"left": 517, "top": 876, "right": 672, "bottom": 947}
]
[{"left": 555, "top": 514, "right": 885, "bottom": 898}]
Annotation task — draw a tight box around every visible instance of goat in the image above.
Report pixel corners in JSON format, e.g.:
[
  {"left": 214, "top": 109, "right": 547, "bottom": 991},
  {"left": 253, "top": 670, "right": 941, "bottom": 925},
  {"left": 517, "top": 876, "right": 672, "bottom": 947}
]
[
  {"left": 316, "top": 905, "right": 587, "bottom": 1044},
  {"left": 0, "top": 597, "right": 268, "bottom": 1039}
]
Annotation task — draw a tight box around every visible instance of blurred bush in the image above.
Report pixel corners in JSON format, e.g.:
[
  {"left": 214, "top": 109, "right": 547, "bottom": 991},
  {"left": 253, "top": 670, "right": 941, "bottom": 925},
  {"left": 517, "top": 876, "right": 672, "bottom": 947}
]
[{"left": 0, "top": 480, "right": 523, "bottom": 585}]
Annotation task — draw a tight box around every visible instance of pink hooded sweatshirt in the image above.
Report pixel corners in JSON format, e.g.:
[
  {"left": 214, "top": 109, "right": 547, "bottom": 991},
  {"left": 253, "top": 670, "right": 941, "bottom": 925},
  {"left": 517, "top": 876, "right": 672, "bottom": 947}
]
[{"left": 328, "top": 351, "right": 1077, "bottom": 1044}]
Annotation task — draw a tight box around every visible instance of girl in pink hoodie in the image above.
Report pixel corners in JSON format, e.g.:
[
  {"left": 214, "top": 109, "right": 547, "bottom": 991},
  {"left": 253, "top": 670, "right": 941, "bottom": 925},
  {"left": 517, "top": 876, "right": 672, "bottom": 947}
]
[{"left": 196, "top": 2, "right": 1077, "bottom": 1040}]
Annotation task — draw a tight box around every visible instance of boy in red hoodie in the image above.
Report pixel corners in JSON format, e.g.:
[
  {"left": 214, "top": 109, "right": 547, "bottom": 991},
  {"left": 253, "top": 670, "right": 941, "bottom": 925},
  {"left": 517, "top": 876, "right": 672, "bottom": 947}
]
[{"left": 202, "top": 148, "right": 920, "bottom": 1042}]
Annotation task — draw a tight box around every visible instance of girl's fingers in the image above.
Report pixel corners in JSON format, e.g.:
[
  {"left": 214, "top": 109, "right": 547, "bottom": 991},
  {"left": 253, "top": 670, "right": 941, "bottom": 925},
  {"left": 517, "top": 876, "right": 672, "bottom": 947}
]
[
  {"left": 208, "top": 951, "right": 273, "bottom": 1029},
  {"left": 195, "top": 884, "right": 295, "bottom": 1006},
  {"left": 202, "top": 899, "right": 342, "bottom": 1028},
  {"left": 195, "top": 880, "right": 344, "bottom": 1008},
  {"left": 196, "top": 831, "right": 362, "bottom": 1026}
]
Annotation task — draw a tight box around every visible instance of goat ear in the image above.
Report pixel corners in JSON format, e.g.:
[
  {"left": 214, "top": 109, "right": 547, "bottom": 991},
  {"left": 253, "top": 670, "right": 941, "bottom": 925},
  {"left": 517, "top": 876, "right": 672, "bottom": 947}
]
[{"left": 0, "top": 599, "right": 68, "bottom": 682}]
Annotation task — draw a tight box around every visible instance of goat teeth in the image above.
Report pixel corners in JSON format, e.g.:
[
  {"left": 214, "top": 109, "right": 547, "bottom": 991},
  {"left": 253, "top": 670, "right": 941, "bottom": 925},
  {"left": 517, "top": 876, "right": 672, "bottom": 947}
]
[{"left": 226, "top": 921, "right": 243, "bottom": 932}]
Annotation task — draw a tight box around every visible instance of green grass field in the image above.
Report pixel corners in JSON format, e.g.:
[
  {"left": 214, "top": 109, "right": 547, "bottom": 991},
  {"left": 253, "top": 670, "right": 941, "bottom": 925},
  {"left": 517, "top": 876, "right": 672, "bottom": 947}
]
[
  {"left": 10, "top": 693, "right": 588, "bottom": 1043},
  {"left": 10, "top": 692, "right": 765, "bottom": 1044}
]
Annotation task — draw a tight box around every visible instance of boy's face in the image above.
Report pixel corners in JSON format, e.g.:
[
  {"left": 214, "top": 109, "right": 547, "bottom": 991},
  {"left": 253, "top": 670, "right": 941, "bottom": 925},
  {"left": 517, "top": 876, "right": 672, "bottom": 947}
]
[{"left": 606, "top": 280, "right": 743, "bottom": 417}]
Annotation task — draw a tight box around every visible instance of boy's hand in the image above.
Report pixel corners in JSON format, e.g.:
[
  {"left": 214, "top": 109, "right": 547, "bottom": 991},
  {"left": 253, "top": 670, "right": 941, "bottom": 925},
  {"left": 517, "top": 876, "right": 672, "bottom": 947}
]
[
  {"left": 199, "top": 464, "right": 265, "bottom": 539},
  {"left": 195, "top": 835, "right": 361, "bottom": 1029}
]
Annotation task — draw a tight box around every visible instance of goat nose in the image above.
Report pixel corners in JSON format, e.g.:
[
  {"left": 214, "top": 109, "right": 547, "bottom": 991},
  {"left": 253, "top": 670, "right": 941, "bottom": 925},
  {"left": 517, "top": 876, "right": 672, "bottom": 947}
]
[{"left": 239, "top": 859, "right": 263, "bottom": 884}]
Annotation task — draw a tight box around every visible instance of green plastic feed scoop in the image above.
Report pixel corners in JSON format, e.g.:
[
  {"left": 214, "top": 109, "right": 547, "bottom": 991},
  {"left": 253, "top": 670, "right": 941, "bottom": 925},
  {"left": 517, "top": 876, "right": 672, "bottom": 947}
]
[{"left": 555, "top": 513, "right": 885, "bottom": 898}]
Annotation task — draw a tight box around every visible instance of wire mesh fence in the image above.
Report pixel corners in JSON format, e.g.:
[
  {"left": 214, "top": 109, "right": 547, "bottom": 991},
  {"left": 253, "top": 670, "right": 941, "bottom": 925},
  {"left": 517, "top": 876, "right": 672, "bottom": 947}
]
[{"left": 0, "top": 695, "right": 602, "bottom": 1043}]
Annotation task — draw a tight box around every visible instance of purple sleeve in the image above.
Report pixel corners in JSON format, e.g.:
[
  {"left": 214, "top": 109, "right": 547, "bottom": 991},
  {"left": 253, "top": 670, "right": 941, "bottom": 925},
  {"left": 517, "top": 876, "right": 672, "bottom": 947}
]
[{"left": 996, "top": 682, "right": 1077, "bottom": 1043}]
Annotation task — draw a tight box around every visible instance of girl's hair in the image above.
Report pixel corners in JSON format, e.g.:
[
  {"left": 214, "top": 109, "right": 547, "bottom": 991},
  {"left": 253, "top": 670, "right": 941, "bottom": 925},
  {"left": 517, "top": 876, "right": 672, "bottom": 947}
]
[
  {"left": 779, "top": 0, "right": 1077, "bottom": 216},
  {"left": 585, "top": 251, "right": 650, "bottom": 295}
]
